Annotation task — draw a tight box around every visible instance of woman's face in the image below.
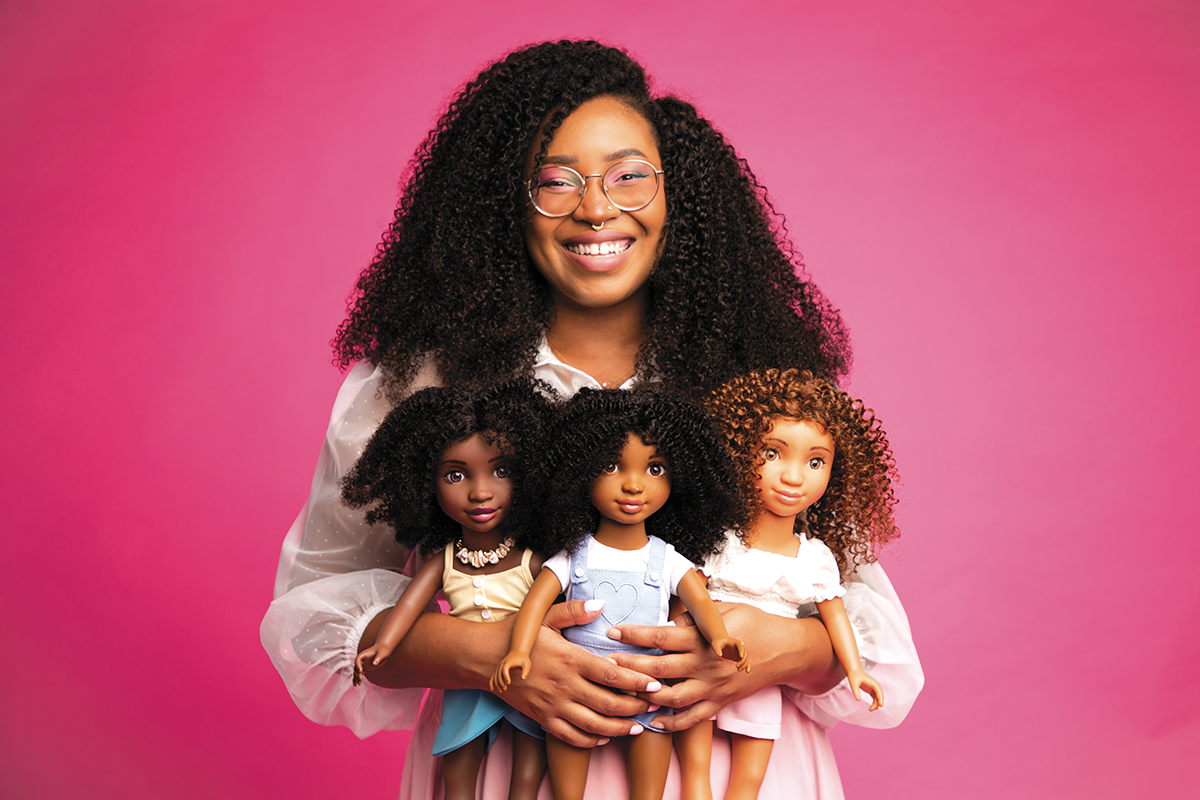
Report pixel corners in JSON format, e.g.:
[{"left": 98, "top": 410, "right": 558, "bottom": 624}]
[
  {"left": 435, "top": 433, "right": 513, "bottom": 535},
  {"left": 524, "top": 95, "right": 667, "bottom": 312}
]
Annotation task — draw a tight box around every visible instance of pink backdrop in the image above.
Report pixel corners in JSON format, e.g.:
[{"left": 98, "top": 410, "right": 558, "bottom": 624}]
[{"left": 2, "top": 1, "right": 1197, "bottom": 797}]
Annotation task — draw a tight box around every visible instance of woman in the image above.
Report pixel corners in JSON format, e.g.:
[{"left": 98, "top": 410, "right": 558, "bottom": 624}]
[{"left": 260, "top": 40, "right": 922, "bottom": 799}]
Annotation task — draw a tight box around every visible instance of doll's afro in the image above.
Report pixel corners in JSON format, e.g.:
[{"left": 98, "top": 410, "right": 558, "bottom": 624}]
[
  {"left": 521, "top": 389, "right": 748, "bottom": 564},
  {"left": 340, "top": 379, "right": 555, "bottom": 555}
]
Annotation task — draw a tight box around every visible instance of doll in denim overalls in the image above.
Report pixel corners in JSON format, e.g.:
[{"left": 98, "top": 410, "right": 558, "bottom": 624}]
[{"left": 492, "top": 389, "right": 751, "bottom": 800}]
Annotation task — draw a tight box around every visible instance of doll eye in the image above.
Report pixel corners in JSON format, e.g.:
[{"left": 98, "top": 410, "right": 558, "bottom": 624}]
[
  {"left": 602, "top": 463, "right": 619, "bottom": 474},
  {"left": 647, "top": 463, "right": 667, "bottom": 478},
  {"left": 443, "top": 470, "right": 465, "bottom": 484},
  {"left": 762, "top": 448, "right": 780, "bottom": 462},
  {"left": 807, "top": 457, "right": 826, "bottom": 470},
  {"left": 493, "top": 465, "right": 510, "bottom": 480}
]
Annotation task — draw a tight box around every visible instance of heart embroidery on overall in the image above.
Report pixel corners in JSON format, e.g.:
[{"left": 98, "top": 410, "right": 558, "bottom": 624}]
[{"left": 595, "top": 581, "right": 640, "bottom": 626}]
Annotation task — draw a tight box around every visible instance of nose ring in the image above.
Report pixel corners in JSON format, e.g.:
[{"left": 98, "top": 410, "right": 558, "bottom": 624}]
[{"left": 591, "top": 221, "right": 605, "bottom": 232}]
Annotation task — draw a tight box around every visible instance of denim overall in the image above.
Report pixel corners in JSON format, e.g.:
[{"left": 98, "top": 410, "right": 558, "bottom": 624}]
[{"left": 563, "top": 535, "right": 673, "bottom": 730}]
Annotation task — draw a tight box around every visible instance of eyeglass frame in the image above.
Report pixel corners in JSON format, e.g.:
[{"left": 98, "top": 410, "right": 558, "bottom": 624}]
[{"left": 526, "top": 159, "right": 665, "bottom": 218}]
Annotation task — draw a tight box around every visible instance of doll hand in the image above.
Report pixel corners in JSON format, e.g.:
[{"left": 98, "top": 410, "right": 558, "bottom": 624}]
[
  {"left": 491, "top": 653, "right": 532, "bottom": 693},
  {"left": 353, "top": 643, "right": 394, "bottom": 687},
  {"left": 847, "top": 669, "right": 884, "bottom": 711},
  {"left": 709, "top": 636, "right": 750, "bottom": 673}
]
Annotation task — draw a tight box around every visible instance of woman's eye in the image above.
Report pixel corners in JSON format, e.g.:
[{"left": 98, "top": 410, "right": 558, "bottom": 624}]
[
  {"left": 807, "top": 458, "right": 825, "bottom": 470},
  {"left": 443, "top": 470, "right": 465, "bottom": 484},
  {"left": 762, "top": 448, "right": 780, "bottom": 462},
  {"left": 647, "top": 463, "right": 666, "bottom": 477},
  {"left": 494, "top": 466, "right": 510, "bottom": 479}
]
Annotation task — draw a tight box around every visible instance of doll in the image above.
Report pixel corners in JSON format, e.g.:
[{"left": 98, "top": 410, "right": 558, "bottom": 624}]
[
  {"left": 490, "top": 389, "right": 751, "bottom": 800},
  {"left": 341, "top": 380, "right": 554, "bottom": 800},
  {"left": 675, "top": 368, "right": 900, "bottom": 800}
]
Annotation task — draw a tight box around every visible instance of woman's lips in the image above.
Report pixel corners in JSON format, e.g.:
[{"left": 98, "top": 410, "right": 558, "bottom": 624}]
[{"left": 561, "top": 232, "right": 635, "bottom": 272}]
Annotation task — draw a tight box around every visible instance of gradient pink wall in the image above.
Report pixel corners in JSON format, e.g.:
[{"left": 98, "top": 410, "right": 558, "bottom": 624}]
[{"left": 2, "top": 1, "right": 1197, "bottom": 797}]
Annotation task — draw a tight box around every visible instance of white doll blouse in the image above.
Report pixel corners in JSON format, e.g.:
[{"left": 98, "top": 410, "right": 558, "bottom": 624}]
[
  {"left": 259, "top": 343, "right": 924, "bottom": 798},
  {"left": 702, "top": 529, "right": 846, "bottom": 618}
]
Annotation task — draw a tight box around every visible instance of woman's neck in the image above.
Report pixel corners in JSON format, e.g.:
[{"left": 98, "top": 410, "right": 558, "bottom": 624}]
[{"left": 546, "top": 288, "right": 646, "bottom": 387}]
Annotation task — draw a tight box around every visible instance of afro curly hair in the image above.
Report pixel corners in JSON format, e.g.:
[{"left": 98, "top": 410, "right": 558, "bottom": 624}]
[
  {"left": 340, "top": 379, "right": 555, "bottom": 556},
  {"left": 520, "top": 388, "right": 748, "bottom": 564},
  {"left": 704, "top": 369, "right": 900, "bottom": 577},
  {"left": 333, "top": 39, "right": 851, "bottom": 403}
]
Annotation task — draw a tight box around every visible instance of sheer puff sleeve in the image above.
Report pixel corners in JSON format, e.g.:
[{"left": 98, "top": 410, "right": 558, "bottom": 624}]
[
  {"left": 790, "top": 560, "right": 924, "bottom": 730},
  {"left": 260, "top": 359, "right": 442, "bottom": 738}
]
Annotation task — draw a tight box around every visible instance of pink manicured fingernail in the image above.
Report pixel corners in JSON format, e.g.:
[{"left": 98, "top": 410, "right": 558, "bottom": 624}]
[
  {"left": 647, "top": 703, "right": 661, "bottom": 712},
  {"left": 584, "top": 599, "right": 604, "bottom": 612},
  {"left": 645, "top": 681, "right": 662, "bottom": 692},
  {"left": 629, "top": 724, "right": 644, "bottom": 735}
]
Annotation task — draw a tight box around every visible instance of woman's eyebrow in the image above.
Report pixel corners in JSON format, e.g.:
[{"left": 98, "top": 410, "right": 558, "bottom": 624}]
[{"left": 541, "top": 148, "right": 649, "bottom": 167}]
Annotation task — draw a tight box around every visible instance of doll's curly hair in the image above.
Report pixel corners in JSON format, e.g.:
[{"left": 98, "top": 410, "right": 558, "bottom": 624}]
[
  {"left": 520, "top": 389, "right": 748, "bottom": 564},
  {"left": 333, "top": 39, "right": 851, "bottom": 402},
  {"left": 340, "top": 380, "right": 554, "bottom": 555},
  {"left": 704, "top": 369, "right": 899, "bottom": 577}
]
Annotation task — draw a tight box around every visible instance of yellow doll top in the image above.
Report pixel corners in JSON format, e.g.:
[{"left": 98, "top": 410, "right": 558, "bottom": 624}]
[{"left": 442, "top": 542, "right": 535, "bottom": 623}]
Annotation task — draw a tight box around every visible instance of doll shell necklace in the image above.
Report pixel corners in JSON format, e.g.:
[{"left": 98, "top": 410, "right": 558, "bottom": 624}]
[{"left": 455, "top": 537, "right": 515, "bottom": 568}]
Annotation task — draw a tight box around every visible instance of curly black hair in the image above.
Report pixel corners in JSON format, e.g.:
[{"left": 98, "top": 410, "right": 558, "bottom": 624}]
[
  {"left": 519, "top": 388, "right": 748, "bottom": 564},
  {"left": 333, "top": 39, "right": 852, "bottom": 402},
  {"left": 340, "top": 379, "right": 554, "bottom": 555},
  {"left": 705, "top": 369, "right": 899, "bottom": 577}
]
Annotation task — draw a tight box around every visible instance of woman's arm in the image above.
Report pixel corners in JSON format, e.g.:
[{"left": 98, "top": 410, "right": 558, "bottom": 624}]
[
  {"left": 606, "top": 602, "right": 840, "bottom": 731},
  {"left": 358, "top": 598, "right": 666, "bottom": 747},
  {"left": 353, "top": 555, "right": 444, "bottom": 684}
]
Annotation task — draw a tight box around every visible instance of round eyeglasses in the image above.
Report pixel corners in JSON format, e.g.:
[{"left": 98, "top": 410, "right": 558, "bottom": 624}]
[{"left": 527, "top": 159, "right": 664, "bottom": 218}]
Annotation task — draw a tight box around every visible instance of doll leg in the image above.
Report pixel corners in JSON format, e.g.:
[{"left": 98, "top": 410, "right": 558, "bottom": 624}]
[
  {"left": 545, "top": 735, "right": 593, "bottom": 800},
  {"left": 441, "top": 734, "right": 488, "bottom": 800},
  {"left": 675, "top": 721, "right": 714, "bottom": 800},
  {"left": 508, "top": 726, "right": 547, "bottom": 800},
  {"left": 723, "top": 734, "right": 774, "bottom": 800},
  {"left": 626, "top": 732, "right": 674, "bottom": 800}
]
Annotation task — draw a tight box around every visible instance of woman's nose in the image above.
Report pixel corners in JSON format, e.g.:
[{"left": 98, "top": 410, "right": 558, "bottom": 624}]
[{"left": 573, "top": 176, "right": 619, "bottom": 226}]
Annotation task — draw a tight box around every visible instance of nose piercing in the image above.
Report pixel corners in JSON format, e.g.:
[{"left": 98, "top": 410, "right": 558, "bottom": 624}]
[{"left": 591, "top": 221, "right": 605, "bottom": 232}]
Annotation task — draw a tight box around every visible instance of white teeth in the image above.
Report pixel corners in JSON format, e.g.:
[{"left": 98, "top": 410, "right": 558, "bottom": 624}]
[{"left": 566, "top": 240, "right": 630, "bottom": 256}]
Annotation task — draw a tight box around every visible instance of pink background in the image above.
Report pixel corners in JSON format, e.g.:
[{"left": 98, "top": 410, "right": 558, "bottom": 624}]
[{"left": 2, "top": 1, "right": 1197, "bottom": 797}]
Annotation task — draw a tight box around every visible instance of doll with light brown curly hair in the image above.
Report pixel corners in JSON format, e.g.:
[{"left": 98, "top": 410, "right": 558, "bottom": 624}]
[{"left": 675, "top": 368, "right": 900, "bottom": 800}]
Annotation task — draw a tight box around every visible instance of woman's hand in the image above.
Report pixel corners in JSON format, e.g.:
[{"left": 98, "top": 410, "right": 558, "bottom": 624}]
[
  {"left": 357, "top": 600, "right": 662, "bottom": 747},
  {"left": 606, "top": 602, "right": 841, "bottom": 731}
]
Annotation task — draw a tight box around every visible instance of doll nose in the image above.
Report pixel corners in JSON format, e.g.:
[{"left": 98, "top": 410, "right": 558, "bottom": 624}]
[
  {"left": 469, "top": 484, "right": 494, "bottom": 501},
  {"left": 622, "top": 475, "right": 642, "bottom": 494}
]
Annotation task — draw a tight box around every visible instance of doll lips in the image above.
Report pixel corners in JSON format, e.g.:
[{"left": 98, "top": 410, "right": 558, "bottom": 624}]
[
  {"left": 467, "top": 507, "right": 498, "bottom": 521},
  {"left": 617, "top": 500, "right": 645, "bottom": 513}
]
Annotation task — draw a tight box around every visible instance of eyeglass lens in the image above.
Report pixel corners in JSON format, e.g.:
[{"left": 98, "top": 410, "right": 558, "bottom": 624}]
[{"left": 529, "top": 160, "right": 661, "bottom": 217}]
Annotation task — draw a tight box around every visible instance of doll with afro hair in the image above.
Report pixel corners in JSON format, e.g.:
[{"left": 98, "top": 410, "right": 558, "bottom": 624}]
[
  {"left": 341, "top": 379, "right": 555, "bottom": 800},
  {"left": 491, "top": 389, "right": 751, "bottom": 800},
  {"left": 675, "top": 368, "right": 900, "bottom": 800}
]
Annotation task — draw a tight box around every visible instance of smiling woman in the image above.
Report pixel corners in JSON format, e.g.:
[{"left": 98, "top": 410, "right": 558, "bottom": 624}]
[{"left": 261, "top": 39, "right": 921, "bottom": 800}]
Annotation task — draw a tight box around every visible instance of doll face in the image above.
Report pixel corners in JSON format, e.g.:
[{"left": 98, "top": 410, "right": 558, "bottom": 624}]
[
  {"left": 591, "top": 433, "right": 671, "bottom": 526},
  {"left": 435, "top": 433, "right": 513, "bottom": 534},
  {"left": 755, "top": 418, "right": 834, "bottom": 520},
  {"left": 524, "top": 95, "right": 667, "bottom": 313}
]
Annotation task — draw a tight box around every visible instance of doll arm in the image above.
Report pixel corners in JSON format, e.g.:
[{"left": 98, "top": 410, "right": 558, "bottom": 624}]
[
  {"left": 675, "top": 569, "right": 750, "bottom": 671},
  {"left": 491, "top": 568, "right": 565, "bottom": 692},
  {"left": 353, "top": 555, "right": 444, "bottom": 685},
  {"left": 816, "top": 596, "right": 882, "bottom": 710}
]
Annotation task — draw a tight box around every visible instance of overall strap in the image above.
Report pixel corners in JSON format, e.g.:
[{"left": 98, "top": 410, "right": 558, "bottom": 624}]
[{"left": 643, "top": 536, "right": 667, "bottom": 588}]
